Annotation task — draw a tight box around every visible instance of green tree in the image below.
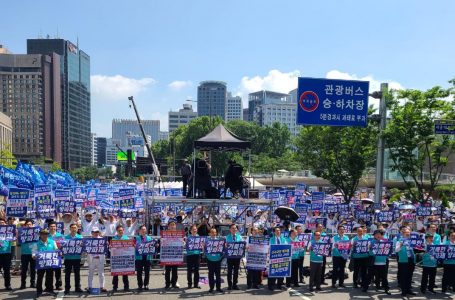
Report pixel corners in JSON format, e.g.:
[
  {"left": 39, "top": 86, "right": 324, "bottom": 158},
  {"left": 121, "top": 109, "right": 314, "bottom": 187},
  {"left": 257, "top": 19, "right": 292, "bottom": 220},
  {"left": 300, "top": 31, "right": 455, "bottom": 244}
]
[
  {"left": 295, "top": 124, "right": 377, "bottom": 203},
  {"left": 0, "top": 144, "right": 16, "bottom": 168},
  {"left": 384, "top": 85, "right": 455, "bottom": 202},
  {"left": 50, "top": 162, "right": 62, "bottom": 172}
]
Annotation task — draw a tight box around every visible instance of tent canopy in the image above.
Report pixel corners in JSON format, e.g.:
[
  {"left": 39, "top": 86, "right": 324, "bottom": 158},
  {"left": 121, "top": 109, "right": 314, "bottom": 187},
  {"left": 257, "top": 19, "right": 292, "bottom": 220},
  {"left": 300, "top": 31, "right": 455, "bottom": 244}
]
[{"left": 194, "top": 124, "right": 251, "bottom": 151}]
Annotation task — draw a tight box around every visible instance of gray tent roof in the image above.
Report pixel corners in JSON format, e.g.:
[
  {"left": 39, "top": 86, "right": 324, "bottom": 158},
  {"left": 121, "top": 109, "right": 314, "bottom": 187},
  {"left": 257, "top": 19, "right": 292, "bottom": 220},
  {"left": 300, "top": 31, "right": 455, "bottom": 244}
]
[{"left": 194, "top": 124, "right": 251, "bottom": 151}]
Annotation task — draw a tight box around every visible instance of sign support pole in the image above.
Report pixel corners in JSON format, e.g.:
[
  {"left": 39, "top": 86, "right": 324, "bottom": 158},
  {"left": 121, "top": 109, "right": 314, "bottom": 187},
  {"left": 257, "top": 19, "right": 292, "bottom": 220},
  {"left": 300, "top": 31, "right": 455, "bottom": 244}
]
[{"left": 374, "top": 83, "right": 388, "bottom": 204}]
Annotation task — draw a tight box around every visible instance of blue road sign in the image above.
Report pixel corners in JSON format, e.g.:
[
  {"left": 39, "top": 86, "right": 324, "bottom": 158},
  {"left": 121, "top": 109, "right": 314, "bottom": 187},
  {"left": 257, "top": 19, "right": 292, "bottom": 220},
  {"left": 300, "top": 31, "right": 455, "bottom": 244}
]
[
  {"left": 435, "top": 121, "right": 455, "bottom": 134},
  {"left": 297, "top": 77, "right": 369, "bottom": 127}
]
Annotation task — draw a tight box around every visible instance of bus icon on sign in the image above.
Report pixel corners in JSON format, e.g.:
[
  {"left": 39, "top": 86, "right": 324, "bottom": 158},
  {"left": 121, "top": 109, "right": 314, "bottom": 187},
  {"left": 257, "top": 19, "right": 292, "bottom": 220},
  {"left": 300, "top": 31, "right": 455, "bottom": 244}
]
[{"left": 299, "top": 91, "right": 319, "bottom": 112}]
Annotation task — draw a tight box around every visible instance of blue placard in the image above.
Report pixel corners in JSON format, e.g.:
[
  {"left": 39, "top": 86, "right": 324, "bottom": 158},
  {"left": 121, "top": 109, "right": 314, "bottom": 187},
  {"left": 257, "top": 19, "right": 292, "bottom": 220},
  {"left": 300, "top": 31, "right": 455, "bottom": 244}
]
[
  {"left": 297, "top": 77, "right": 369, "bottom": 127},
  {"left": 83, "top": 237, "right": 107, "bottom": 255},
  {"left": 372, "top": 241, "right": 393, "bottom": 256},
  {"left": 435, "top": 122, "right": 455, "bottom": 135},
  {"left": 311, "top": 192, "right": 325, "bottom": 202},
  {"left": 226, "top": 242, "right": 246, "bottom": 259},
  {"left": 312, "top": 242, "right": 332, "bottom": 256},
  {"left": 269, "top": 244, "right": 291, "bottom": 278},
  {"left": 6, "top": 188, "right": 30, "bottom": 217},
  {"left": 0, "top": 225, "right": 16, "bottom": 241},
  {"left": 186, "top": 236, "right": 206, "bottom": 252},
  {"left": 101, "top": 208, "right": 119, "bottom": 216},
  {"left": 353, "top": 240, "right": 370, "bottom": 254},
  {"left": 324, "top": 204, "right": 338, "bottom": 214},
  {"left": 205, "top": 238, "right": 225, "bottom": 255},
  {"left": 416, "top": 206, "right": 433, "bottom": 217},
  {"left": 61, "top": 239, "right": 84, "bottom": 255},
  {"left": 427, "top": 245, "right": 447, "bottom": 260},
  {"left": 447, "top": 245, "right": 455, "bottom": 260},
  {"left": 118, "top": 209, "right": 138, "bottom": 219},
  {"left": 376, "top": 211, "right": 394, "bottom": 222},
  {"left": 137, "top": 239, "right": 160, "bottom": 255},
  {"left": 311, "top": 203, "right": 323, "bottom": 211},
  {"left": 55, "top": 200, "right": 76, "bottom": 214},
  {"left": 36, "top": 251, "right": 62, "bottom": 270},
  {"left": 19, "top": 227, "right": 40, "bottom": 244},
  {"left": 246, "top": 236, "right": 269, "bottom": 270}
]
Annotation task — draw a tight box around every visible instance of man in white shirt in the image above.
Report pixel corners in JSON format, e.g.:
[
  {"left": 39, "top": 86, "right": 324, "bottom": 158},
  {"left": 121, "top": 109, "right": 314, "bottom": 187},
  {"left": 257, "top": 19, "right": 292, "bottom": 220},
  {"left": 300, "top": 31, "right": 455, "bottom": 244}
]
[
  {"left": 122, "top": 218, "right": 138, "bottom": 237},
  {"left": 102, "top": 215, "right": 118, "bottom": 237},
  {"left": 86, "top": 227, "right": 107, "bottom": 293},
  {"left": 81, "top": 211, "right": 100, "bottom": 236}
]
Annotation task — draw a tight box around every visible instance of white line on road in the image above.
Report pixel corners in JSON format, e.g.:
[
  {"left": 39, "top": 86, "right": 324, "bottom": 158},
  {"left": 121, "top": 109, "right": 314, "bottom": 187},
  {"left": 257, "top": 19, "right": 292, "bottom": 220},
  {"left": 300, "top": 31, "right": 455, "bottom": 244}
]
[{"left": 288, "top": 288, "right": 312, "bottom": 300}]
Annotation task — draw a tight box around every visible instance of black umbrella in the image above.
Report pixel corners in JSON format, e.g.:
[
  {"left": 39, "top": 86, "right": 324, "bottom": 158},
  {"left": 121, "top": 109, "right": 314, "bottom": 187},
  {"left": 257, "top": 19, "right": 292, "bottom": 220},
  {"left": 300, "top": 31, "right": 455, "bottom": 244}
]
[{"left": 274, "top": 206, "right": 299, "bottom": 222}]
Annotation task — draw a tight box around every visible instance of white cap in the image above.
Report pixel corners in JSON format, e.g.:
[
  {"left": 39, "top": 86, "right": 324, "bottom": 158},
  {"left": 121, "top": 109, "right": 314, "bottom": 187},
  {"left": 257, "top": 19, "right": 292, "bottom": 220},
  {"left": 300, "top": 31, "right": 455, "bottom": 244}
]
[{"left": 91, "top": 227, "right": 100, "bottom": 232}]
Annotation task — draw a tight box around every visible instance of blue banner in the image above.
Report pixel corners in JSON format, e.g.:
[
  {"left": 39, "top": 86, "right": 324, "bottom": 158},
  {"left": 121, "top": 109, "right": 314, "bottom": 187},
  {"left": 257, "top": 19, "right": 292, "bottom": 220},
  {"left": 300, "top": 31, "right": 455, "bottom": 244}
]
[
  {"left": 376, "top": 211, "right": 394, "bottom": 223},
  {"left": 137, "top": 239, "right": 160, "bottom": 255},
  {"left": 6, "top": 188, "right": 29, "bottom": 217},
  {"left": 19, "top": 227, "right": 40, "bottom": 244},
  {"left": 0, "top": 225, "right": 16, "bottom": 241},
  {"left": 416, "top": 206, "right": 433, "bottom": 217},
  {"left": 226, "top": 242, "right": 246, "bottom": 259},
  {"left": 427, "top": 245, "right": 447, "bottom": 260},
  {"left": 297, "top": 77, "right": 369, "bottom": 127},
  {"left": 84, "top": 237, "right": 108, "bottom": 255},
  {"left": 55, "top": 200, "right": 75, "bottom": 214},
  {"left": 353, "top": 240, "right": 370, "bottom": 255},
  {"left": 118, "top": 209, "right": 138, "bottom": 219},
  {"left": 268, "top": 244, "right": 291, "bottom": 278},
  {"left": 372, "top": 241, "right": 393, "bottom": 256},
  {"left": 61, "top": 239, "right": 84, "bottom": 255},
  {"left": 312, "top": 242, "right": 332, "bottom": 256},
  {"left": 186, "top": 236, "right": 206, "bottom": 252},
  {"left": 205, "top": 238, "right": 225, "bottom": 255},
  {"left": 36, "top": 251, "right": 62, "bottom": 270}
]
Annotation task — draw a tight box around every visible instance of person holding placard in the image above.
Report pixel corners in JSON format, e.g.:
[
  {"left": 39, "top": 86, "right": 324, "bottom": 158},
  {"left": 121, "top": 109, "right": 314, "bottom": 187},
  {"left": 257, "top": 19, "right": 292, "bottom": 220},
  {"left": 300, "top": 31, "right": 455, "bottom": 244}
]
[
  {"left": 225, "top": 224, "right": 242, "bottom": 290},
  {"left": 370, "top": 230, "right": 391, "bottom": 295},
  {"left": 112, "top": 224, "right": 130, "bottom": 292},
  {"left": 206, "top": 228, "right": 224, "bottom": 294},
  {"left": 246, "top": 227, "right": 262, "bottom": 289},
  {"left": 307, "top": 231, "right": 323, "bottom": 292},
  {"left": 32, "top": 228, "right": 58, "bottom": 298},
  {"left": 427, "top": 224, "right": 441, "bottom": 245},
  {"left": 286, "top": 229, "right": 300, "bottom": 288},
  {"left": 295, "top": 225, "right": 306, "bottom": 284},
  {"left": 396, "top": 228, "right": 417, "bottom": 296},
  {"left": 0, "top": 218, "right": 12, "bottom": 290},
  {"left": 87, "top": 227, "right": 107, "bottom": 293},
  {"left": 186, "top": 224, "right": 201, "bottom": 289},
  {"left": 420, "top": 233, "right": 437, "bottom": 294},
  {"left": 164, "top": 219, "right": 180, "bottom": 290},
  {"left": 442, "top": 230, "right": 455, "bottom": 294},
  {"left": 268, "top": 227, "right": 287, "bottom": 291},
  {"left": 48, "top": 221, "right": 63, "bottom": 291},
  {"left": 350, "top": 227, "right": 370, "bottom": 291},
  {"left": 64, "top": 223, "right": 83, "bottom": 295},
  {"left": 20, "top": 219, "right": 36, "bottom": 289},
  {"left": 135, "top": 225, "right": 151, "bottom": 291},
  {"left": 314, "top": 223, "right": 328, "bottom": 285},
  {"left": 331, "top": 225, "right": 349, "bottom": 289}
]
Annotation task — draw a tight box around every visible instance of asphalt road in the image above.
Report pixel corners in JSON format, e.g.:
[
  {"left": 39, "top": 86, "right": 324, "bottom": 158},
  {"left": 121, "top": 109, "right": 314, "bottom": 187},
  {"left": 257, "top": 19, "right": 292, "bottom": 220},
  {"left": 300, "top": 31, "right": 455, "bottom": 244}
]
[{"left": 1, "top": 259, "right": 454, "bottom": 300}]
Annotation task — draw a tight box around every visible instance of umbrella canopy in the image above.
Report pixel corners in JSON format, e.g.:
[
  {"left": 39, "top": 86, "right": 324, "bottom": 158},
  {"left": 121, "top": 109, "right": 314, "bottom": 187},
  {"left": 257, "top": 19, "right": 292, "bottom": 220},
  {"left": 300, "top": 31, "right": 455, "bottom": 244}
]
[{"left": 274, "top": 206, "right": 299, "bottom": 222}]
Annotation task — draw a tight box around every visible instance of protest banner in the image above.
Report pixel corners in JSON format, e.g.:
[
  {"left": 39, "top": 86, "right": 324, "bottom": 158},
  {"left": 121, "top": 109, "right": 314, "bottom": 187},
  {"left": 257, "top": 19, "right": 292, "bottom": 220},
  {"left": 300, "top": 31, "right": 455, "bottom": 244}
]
[
  {"left": 19, "top": 227, "right": 40, "bottom": 244},
  {"left": 110, "top": 239, "right": 136, "bottom": 276},
  {"left": 311, "top": 203, "right": 323, "bottom": 211},
  {"left": 312, "top": 242, "right": 332, "bottom": 256},
  {"left": 324, "top": 204, "right": 338, "bottom": 214},
  {"left": 6, "top": 188, "right": 29, "bottom": 217},
  {"left": 34, "top": 184, "right": 53, "bottom": 211},
  {"left": 427, "top": 245, "right": 447, "bottom": 260},
  {"left": 35, "top": 251, "right": 62, "bottom": 270},
  {"left": 246, "top": 236, "right": 269, "bottom": 270},
  {"left": 268, "top": 244, "right": 291, "bottom": 278},
  {"left": 376, "top": 211, "right": 394, "bottom": 223},
  {"left": 353, "top": 240, "right": 370, "bottom": 255},
  {"left": 372, "top": 241, "right": 393, "bottom": 256},
  {"left": 55, "top": 199, "right": 75, "bottom": 214},
  {"left": 38, "top": 208, "right": 56, "bottom": 219},
  {"left": 297, "top": 233, "right": 312, "bottom": 247},
  {"left": 84, "top": 237, "right": 108, "bottom": 255},
  {"left": 447, "top": 245, "right": 455, "bottom": 260},
  {"left": 160, "top": 230, "right": 184, "bottom": 266},
  {"left": 226, "top": 241, "right": 246, "bottom": 259},
  {"left": 61, "top": 239, "right": 84, "bottom": 256},
  {"left": 205, "top": 238, "right": 225, "bottom": 255},
  {"left": 416, "top": 206, "right": 433, "bottom": 217},
  {"left": 101, "top": 208, "right": 119, "bottom": 216},
  {"left": 336, "top": 240, "right": 351, "bottom": 258},
  {"left": 291, "top": 241, "right": 306, "bottom": 256},
  {"left": 0, "top": 225, "right": 16, "bottom": 241},
  {"left": 119, "top": 209, "right": 138, "bottom": 219},
  {"left": 186, "top": 236, "right": 206, "bottom": 252},
  {"left": 137, "top": 239, "right": 160, "bottom": 255}
]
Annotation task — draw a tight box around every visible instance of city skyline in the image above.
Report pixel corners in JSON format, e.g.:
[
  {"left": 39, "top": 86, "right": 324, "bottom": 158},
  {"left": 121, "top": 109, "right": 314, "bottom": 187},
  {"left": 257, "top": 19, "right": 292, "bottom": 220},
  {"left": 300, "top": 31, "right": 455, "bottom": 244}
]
[{"left": 2, "top": 0, "right": 454, "bottom": 138}]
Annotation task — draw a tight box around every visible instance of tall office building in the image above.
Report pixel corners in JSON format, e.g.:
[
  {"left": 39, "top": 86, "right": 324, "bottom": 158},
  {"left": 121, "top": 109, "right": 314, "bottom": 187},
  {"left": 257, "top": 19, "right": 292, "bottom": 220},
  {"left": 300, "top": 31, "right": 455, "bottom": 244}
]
[
  {"left": 226, "top": 93, "right": 243, "bottom": 121},
  {"left": 168, "top": 103, "right": 197, "bottom": 133},
  {"left": 0, "top": 53, "right": 62, "bottom": 163},
  {"left": 112, "top": 119, "right": 160, "bottom": 146},
  {"left": 27, "top": 38, "right": 91, "bottom": 169},
  {"left": 96, "top": 137, "right": 107, "bottom": 167},
  {"left": 248, "top": 90, "right": 290, "bottom": 122},
  {"left": 0, "top": 112, "right": 12, "bottom": 151},
  {"left": 105, "top": 138, "right": 120, "bottom": 166},
  {"left": 197, "top": 81, "right": 227, "bottom": 120},
  {"left": 91, "top": 133, "right": 98, "bottom": 166}
]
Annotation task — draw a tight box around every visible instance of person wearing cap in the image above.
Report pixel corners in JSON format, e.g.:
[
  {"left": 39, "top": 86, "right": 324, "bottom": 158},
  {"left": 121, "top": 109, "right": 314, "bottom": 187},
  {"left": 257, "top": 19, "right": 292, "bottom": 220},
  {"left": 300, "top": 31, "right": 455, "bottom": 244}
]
[
  {"left": 112, "top": 224, "right": 130, "bottom": 292},
  {"left": 122, "top": 217, "right": 138, "bottom": 237},
  {"left": 87, "top": 227, "right": 107, "bottom": 293},
  {"left": 32, "top": 228, "right": 58, "bottom": 298},
  {"left": 186, "top": 224, "right": 201, "bottom": 289},
  {"left": 0, "top": 218, "right": 12, "bottom": 291},
  {"left": 442, "top": 230, "right": 455, "bottom": 293},
  {"left": 135, "top": 225, "right": 152, "bottom": 291},
  {"left": 64, "top": 223, "right": 83, "bottom": 295},
  {"left": 225, "top": 223, "right": 243, "bottom": 290},
  {"left": 48, "top": 221, "right": 63, "bottom": 291},
  {"left": 20, "top": 219, "right": 36, "bottom": 289},
  {"left": 370, "top": 230, "right": 391, "bottom": 295},
  {"left": 164, "top": 219, "right": 180, "bottom": 290},
  {"left": 420, "top": 233, "right": 437, "bottom": 294}
]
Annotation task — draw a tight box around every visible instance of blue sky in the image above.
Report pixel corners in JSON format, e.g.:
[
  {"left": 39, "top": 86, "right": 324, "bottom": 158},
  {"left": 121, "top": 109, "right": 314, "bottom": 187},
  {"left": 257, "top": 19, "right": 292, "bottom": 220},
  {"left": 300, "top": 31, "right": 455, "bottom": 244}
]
[{"left": 2, "top": 0, "right": 455, "bottom": 137}]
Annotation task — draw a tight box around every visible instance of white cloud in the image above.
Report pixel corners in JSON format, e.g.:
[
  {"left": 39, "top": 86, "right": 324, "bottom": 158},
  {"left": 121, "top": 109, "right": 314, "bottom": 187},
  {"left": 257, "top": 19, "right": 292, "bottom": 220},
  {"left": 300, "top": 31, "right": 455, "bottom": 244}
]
[
  {"left": 91, "top": 74, "right": 156, "bottom": 102},
  {"left": 168, "top": 80, "right": 192, "bottom": 91},
  {"left": 236, "top": 70, "right": 301, "bottom": 106}
]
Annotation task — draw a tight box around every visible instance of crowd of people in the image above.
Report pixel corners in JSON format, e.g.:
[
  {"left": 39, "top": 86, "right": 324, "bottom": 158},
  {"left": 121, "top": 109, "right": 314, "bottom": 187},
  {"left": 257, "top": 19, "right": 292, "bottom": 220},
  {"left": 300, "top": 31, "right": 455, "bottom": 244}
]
[{"left": 0, "top": 204, "right": 455, "bottom": 299}]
